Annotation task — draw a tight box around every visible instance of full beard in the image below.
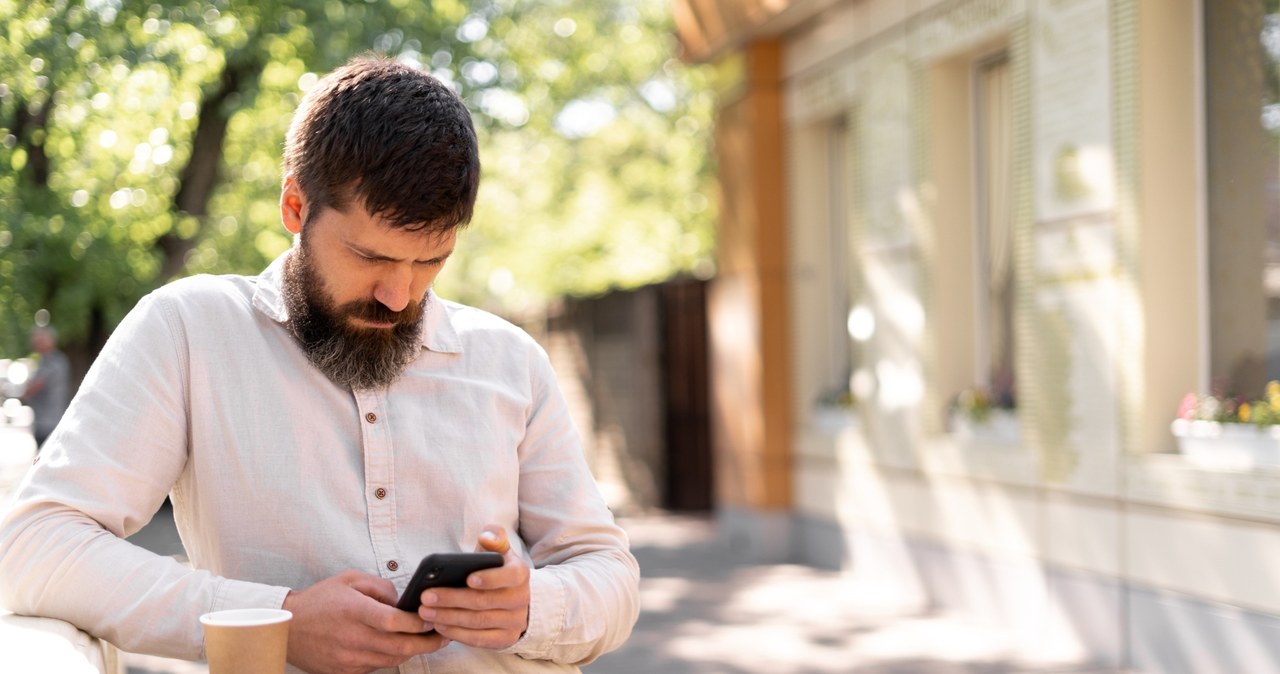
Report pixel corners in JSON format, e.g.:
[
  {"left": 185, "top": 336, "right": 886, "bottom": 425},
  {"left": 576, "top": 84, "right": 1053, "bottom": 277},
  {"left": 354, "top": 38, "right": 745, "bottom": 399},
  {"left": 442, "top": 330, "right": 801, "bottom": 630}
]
[{"left": 281, "top": 242, "right": 425, "bottom": 391}]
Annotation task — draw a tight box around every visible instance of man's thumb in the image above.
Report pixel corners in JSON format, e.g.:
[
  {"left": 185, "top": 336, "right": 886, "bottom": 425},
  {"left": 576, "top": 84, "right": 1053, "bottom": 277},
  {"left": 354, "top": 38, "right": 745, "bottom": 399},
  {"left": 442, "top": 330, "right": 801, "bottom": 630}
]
[{"left": 477, "top": 526, "right": 511, "bottom": 554}]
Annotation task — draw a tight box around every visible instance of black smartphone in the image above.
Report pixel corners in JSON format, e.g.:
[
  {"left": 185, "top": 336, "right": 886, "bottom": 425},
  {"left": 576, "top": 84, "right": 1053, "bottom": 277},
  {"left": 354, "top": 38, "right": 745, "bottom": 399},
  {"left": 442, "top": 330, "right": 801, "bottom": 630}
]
[{"left": 396, "top": 551, "right": 505, "bottom": 613}]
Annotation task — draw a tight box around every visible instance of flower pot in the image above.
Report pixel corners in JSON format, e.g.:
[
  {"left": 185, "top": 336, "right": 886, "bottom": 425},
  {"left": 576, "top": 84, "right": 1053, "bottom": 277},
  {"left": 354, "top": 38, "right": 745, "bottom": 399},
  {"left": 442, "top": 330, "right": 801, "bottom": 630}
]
[
  {"left": 810, "top": 405, "right": 859, "bottom": 433},
  {"left": 1170, "top": 418, "right": 1280, "bottom": 469},
  {"left": 951, "top": 409, "right": 1021, "bottom": 447}
]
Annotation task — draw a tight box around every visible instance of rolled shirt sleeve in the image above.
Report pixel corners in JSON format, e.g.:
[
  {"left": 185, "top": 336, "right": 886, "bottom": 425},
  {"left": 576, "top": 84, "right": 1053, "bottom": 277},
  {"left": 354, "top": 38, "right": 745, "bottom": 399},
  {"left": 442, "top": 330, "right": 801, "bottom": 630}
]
[
  {"left": 0, "top": 290, "right": 291, "bottom": 659},
  {"left": 502, "top": 348, "right": 640, "bottom": 664}
]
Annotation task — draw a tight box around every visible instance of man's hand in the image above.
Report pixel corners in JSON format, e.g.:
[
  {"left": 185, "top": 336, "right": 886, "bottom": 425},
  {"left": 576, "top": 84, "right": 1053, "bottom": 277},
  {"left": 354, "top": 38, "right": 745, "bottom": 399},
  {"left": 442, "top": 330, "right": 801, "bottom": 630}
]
[
  {"left": 283, "top": 570, "right": 448, "bottom": 674},
  {"left": 18, "top": 376, "right": 44, "bottom": 401},
  {"left": 416, "top": 525, "right": 531, "bottom": 650}
]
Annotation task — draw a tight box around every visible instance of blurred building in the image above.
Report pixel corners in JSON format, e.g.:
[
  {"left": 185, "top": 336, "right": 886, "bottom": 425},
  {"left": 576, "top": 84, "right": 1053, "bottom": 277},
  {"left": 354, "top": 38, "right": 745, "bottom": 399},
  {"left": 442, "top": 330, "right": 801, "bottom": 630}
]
[{"left": 674, "top": 0, "right": 1280, "bottom": 671}]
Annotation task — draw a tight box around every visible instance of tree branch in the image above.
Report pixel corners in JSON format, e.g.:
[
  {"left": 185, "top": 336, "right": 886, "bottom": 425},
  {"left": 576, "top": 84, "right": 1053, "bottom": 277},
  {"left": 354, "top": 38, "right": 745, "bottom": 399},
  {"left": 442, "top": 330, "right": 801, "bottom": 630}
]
[
  {"left": 157, "top": 59, "right": 260, "bottom": 280},
  {"left": 13, "top": 94, "right": 54, "bottom": 187}
]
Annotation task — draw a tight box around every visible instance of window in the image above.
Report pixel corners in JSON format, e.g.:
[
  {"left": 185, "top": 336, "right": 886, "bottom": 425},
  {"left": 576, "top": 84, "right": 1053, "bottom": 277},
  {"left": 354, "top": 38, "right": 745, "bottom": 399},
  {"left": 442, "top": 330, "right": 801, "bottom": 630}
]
[
  {"left": 1264, "top": 6, "right": 1280, "bottom": 382},
  {"left": 928, "top": 42, "right": 1018, "bottom": 431},
  {"left": 788, "top": 111, "right": 854, "bottom": 415},
  {"left": 826, "top": 119, "right": 853, "bottom": 403},
  {"left": 974, "top": 52, "right": 1016, "bottom": 407},
  {"left": 1204, "top": 0, "right": 1280, "bottom": 399}
]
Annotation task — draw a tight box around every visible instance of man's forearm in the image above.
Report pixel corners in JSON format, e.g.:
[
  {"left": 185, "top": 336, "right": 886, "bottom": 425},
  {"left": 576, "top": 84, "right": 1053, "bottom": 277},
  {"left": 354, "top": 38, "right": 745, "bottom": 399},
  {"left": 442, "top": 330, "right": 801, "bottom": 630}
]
[
  {"left": 19, "top": 377, "right": 45, "bottom": 399},
  {"left": 0, "top": 498, "right": 287, "bottom": 659}
]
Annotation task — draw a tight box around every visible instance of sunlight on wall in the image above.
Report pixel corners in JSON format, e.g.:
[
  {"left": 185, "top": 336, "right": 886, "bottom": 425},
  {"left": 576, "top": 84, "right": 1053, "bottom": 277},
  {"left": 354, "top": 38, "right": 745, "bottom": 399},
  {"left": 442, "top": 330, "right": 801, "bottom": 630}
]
[
  {"left": 1073, "top": 144, "right": 1115, "bottom": 201},
  {"left": 847, "top": 305, "right": 875, "bottom": 342},
  {"left": 875, "top": 358, "right": 924, "bottom": 410},
  {"left": 833, "top": 453, "right": 928, "bottom": 611},
  {"left": 863, "top": 256, "right": 926, "bottom": 413}
]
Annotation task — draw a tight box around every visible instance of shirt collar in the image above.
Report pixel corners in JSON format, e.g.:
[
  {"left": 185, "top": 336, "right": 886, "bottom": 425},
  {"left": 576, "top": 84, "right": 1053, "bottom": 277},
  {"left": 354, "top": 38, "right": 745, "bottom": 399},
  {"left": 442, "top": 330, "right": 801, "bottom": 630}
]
[{"left": 252, "top": 251, "right": 463, "bottom": 354}]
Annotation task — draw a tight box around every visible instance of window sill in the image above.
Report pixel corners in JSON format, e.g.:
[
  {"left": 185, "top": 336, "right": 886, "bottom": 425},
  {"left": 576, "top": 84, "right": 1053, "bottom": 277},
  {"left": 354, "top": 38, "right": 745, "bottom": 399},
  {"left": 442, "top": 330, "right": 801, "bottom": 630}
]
[
  {"left": 1116, "top": 420, "right": 1280, "bottom": 520},
  {"left": 797, "top": 405, "right": 868, "bottom": 466},
  {"left": 919, "top": 411, "right": 1035, "bottom": 485},
  {"left": 1127, "top": 452, "right": 1280, "bottom": 522}
]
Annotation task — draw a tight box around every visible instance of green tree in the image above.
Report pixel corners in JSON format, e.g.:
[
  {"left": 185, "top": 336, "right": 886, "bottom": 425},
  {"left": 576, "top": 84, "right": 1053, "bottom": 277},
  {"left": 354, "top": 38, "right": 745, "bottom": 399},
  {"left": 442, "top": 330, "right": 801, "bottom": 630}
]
[
  {"left": 0, "top": 0, "right": 716, "bottom": 379},
  {"left": 429, "top": 0, "right": 717, "bottom": 316}
]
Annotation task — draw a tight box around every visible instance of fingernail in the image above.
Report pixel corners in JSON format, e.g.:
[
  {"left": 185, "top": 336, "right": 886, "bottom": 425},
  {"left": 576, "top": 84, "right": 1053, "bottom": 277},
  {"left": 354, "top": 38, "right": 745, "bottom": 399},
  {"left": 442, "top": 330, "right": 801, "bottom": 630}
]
[
  {"left": 482, "top": 530, "right": 510, "bottom": 553},
  {"left": 422, "top": 621, "right": 435, "bottom": 632},
  {"left": 468, "top": 575, "right": 483, "bottom": 588},
  {"left": 419, "top": 608, "right": 436, "bottom": 620},
  {"left": 422, "top": 591, "right": 438, "bottom": 606}
]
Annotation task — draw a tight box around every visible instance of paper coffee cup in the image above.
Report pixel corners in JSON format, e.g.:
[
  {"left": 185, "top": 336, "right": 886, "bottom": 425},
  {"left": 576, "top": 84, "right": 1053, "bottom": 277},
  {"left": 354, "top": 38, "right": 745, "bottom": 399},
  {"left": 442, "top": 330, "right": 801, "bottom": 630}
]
[{"left": 200, "top": 608, "right": 292, "bottom": 674}]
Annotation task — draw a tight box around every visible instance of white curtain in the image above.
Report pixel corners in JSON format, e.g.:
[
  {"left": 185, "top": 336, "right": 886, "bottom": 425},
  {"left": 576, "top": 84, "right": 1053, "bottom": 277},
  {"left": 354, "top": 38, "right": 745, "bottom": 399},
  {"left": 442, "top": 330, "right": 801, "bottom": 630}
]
[{"left": 979, "top": 56, "right": 1014, "bottom": 386}]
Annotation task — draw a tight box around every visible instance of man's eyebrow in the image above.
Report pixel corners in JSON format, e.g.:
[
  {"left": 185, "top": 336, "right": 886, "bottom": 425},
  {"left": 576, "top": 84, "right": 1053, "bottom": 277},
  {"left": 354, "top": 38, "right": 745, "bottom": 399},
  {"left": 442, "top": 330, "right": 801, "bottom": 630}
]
[
  {"left": 348, "top": 242, "right": 454, "bottom": 264},
  {"left": 419, "top": 248, "right": 455, "bottom": 263}
]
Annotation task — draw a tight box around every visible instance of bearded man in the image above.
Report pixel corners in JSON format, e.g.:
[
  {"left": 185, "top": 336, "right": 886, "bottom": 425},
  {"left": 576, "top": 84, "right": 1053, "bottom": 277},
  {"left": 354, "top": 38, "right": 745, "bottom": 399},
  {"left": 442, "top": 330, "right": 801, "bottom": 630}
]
[{"left": 0, "top": 56, "right": 639, "bottom": 674}]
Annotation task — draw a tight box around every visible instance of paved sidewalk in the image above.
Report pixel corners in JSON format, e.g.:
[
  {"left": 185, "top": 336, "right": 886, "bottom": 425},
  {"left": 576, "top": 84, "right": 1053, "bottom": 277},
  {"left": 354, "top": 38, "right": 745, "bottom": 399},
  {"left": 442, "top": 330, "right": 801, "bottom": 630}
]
[
  {"left": 585, "top": 515, "right": 1108, "bottom": 674},
  {"left": 19, "top": 498, "right": 1114, "bottom": 674}
]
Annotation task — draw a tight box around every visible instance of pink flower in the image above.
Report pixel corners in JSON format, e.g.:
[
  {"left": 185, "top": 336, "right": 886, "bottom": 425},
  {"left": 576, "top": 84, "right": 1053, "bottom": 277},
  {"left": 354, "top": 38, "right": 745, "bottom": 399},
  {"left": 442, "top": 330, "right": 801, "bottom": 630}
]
[{"left": 1177, "top": 392, "right": 1199, "bottom": 420}]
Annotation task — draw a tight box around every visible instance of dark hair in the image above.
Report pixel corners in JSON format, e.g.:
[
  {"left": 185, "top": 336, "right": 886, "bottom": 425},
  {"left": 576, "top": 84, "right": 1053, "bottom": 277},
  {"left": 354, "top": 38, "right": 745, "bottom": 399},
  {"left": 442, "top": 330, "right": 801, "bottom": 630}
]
[{"left": 283, "top": 55, "right": 480, "bottom": 232}]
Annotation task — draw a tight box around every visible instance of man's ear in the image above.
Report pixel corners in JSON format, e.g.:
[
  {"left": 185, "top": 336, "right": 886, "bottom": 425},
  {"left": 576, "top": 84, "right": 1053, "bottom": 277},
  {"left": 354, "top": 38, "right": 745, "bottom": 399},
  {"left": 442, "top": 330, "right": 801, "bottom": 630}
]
[{"left": 281, "top": 176, "right": 306, "bottom": 235}]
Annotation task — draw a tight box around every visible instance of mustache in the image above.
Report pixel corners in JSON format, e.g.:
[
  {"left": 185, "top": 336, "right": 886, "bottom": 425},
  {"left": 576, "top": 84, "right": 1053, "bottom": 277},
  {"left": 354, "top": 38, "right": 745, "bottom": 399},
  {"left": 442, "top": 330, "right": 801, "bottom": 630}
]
[{"left": 339, "top": 299, "right": 423, "bottom": 325}]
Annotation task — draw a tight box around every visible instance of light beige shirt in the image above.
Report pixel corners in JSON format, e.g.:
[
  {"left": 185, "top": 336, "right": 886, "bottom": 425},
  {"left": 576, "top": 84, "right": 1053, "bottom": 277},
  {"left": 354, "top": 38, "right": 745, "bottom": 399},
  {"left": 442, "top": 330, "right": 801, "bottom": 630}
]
[{"left": 0, "top": 254, "right": 639, "bottom": 673}]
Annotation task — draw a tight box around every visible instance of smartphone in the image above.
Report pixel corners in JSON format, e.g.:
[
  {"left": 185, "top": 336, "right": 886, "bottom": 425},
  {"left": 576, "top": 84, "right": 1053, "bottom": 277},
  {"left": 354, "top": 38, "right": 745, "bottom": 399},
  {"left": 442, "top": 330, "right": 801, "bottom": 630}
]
[{"left": 395, "top": 551, "right": 505, "bottom": 613}]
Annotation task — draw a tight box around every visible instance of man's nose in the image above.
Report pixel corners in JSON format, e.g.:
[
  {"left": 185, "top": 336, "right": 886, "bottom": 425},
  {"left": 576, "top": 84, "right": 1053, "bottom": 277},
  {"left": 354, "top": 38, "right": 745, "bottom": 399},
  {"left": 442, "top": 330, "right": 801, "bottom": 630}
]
[{"left": 373, "top": 267, "right": 413, "bottom": 313}]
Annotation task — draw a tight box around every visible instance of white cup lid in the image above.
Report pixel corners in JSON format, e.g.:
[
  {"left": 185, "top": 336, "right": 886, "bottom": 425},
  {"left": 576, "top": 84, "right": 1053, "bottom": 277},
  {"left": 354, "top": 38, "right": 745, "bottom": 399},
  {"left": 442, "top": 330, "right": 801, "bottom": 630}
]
[{"left": 199, "top": 608, "right": 292, "bottom": 627}]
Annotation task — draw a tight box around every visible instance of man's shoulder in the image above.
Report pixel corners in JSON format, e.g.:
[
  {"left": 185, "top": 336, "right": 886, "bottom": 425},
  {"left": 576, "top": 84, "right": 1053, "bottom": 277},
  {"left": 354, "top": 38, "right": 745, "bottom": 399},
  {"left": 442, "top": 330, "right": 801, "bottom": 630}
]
[
  {"left": 437, "top": 298, "right": 537, "bottom": 346},
  {"left": 149, "top": 273, "right": 258, "bottom": 305},
  {"left": 140, "top": 273, "right": 263, "bottom": 325}
]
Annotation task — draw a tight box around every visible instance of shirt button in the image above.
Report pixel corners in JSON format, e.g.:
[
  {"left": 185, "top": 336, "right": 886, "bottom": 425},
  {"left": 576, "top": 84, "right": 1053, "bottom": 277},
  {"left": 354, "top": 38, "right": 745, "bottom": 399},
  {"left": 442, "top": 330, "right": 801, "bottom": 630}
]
[
  {"left": 387, "top": 560, "right": 399, "bottom": 572},
  {"left": 374, "top": 487, "right": 387, "bottom": 500},
  {"left": 365, "top": 412, "right": 378, "bottom": 423}
]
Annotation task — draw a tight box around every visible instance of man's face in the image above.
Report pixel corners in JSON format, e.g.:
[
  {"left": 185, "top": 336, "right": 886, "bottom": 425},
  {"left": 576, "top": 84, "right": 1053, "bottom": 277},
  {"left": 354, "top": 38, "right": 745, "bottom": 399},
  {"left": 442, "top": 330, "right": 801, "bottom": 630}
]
[
  {"left": 30, "top": 331, "right": 52, "bottom": 353},
  {"left": 280, "top": 187, "right": 456, "bottom": 390}
]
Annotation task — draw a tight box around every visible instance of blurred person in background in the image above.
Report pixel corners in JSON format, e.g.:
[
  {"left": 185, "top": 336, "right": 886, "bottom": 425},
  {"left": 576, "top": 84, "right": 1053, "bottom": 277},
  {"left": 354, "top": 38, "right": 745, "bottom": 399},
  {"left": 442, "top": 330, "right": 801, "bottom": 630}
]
[
  {"left": 20, "top": 325, "right": 70, "bottom": 450},
  {"left": 0, "top": 55, "right": 638, "bottom": 673}
]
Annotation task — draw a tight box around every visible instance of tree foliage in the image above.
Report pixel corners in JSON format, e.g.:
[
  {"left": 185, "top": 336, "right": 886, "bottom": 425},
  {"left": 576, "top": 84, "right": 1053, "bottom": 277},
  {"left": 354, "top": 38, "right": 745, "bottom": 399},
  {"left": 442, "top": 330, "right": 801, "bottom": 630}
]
[{"left": 0, "top": 0, "right": 717, "bottom": 371}]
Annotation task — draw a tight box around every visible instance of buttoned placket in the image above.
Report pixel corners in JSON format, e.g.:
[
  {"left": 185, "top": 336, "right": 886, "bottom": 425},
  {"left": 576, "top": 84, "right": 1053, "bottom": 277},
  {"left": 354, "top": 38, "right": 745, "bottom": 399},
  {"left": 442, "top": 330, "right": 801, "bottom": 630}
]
[
  {"left": 353, "top": 389, "right": 402, "bottom": 581},
  {"left": 354, "top": 390, "right": 434, "bottom": 673}
]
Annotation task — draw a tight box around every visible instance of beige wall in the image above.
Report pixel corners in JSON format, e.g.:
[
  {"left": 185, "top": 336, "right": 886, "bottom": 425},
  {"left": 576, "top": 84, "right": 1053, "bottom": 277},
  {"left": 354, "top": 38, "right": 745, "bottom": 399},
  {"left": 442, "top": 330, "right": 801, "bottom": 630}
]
[{"left": 1133, "top": 0, "right": 1203, "bottom": 455}]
